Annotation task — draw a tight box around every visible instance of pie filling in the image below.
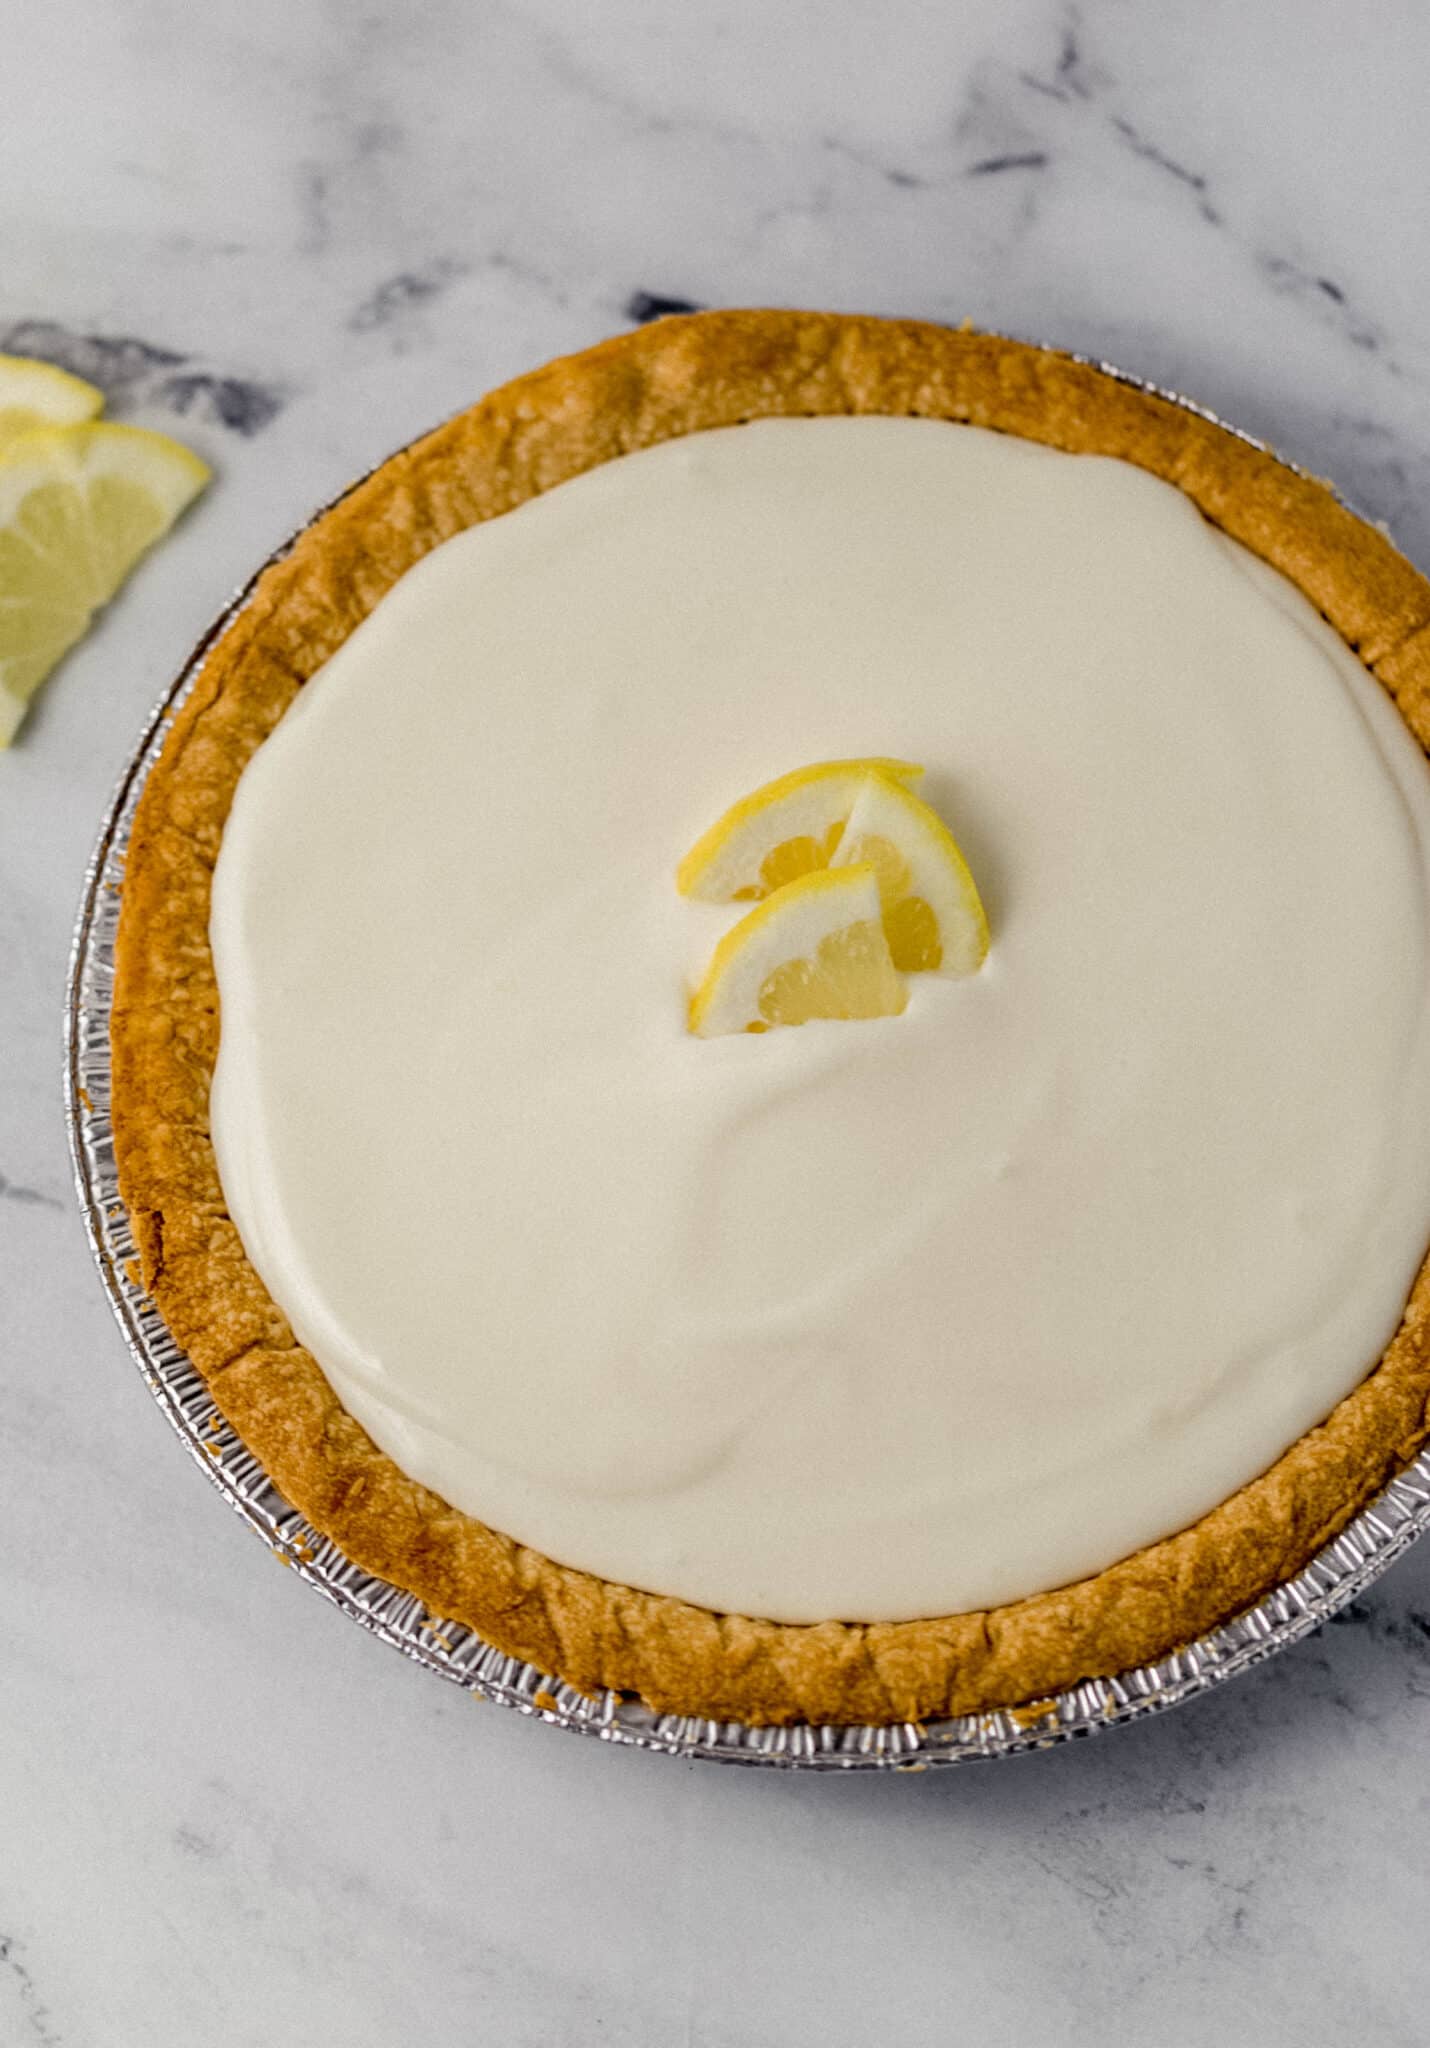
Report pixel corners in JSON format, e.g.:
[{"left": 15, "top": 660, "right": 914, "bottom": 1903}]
[{"left": 208, "top": 417, "right": 1430, "bottom": 1624}]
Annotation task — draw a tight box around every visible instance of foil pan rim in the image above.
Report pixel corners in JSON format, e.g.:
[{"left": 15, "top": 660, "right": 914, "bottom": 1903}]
[{"left": 63, "top": 332, "right": 1430, "bottom": 1770}]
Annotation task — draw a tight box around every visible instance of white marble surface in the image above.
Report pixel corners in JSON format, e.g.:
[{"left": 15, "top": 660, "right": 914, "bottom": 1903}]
[{"left": 5, "top": 3, "right": 1430, "bottom": 2041}]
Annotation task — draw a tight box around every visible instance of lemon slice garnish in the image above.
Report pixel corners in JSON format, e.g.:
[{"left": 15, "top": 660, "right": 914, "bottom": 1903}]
[
  {"left": 0, "top": 422, "right": 210, "bottom": 744},
  {"left": 677, "top": 756, "right": 924, "bottom": 902},
  {"left": 831, "top": 772, "right": 988, "bottom": 974},
  {"left": 0, "top": 353, "right": 104, "bottom": 452},
  {"left": 688, "top": 865, "right": 907, "bottom": 1036}
]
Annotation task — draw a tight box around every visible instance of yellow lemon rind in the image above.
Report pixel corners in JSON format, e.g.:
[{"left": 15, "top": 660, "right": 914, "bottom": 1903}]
[
  {"left": 0, "top": 420, "right": 211, "bottom": 500},
  {"left": 676, "top": 756, "right": 924, "bottom": 901},
  {"left": 0, "top": 354, "right": 105, "bottom": 450}
]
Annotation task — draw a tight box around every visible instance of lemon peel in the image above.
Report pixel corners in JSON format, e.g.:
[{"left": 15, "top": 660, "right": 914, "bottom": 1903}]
[
  {"left": 0, "top": 353, "right": 103, "bottom": 453},
  {"left": 677, "top": 756, "right": 923, "bottom": 902}
]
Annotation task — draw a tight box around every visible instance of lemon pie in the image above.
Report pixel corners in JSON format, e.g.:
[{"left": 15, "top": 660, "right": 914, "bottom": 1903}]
[{"left": 111, "top": 312, "right": 1430, "bottom": 1724}]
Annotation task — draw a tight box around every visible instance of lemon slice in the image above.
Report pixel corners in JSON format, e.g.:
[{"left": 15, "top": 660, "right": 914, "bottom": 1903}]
[
  {"left": 831, "top": 772, "right": 989, "bottom": 974},
  {"left": 689, "top": 864, "right": 907, "bottom": 1036},
  {"left": 0, "top": 353, "right": 104, "bottom": 452},
  {"left": 677, "top": 756, "right": 924, "bottom": 902},
  {"left": 0, "top": 423, "right": 210, "bottom": 744}
]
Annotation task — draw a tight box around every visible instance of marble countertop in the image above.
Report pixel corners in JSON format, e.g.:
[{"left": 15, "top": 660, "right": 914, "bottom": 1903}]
[{"left": 5, "top": 3, "right": 1430, "bottom": 2041}]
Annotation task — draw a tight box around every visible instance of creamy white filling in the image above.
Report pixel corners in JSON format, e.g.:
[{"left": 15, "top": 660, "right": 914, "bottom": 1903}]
[{"left": 209, "top": 416, "right": 1430, "bottom": 1623}]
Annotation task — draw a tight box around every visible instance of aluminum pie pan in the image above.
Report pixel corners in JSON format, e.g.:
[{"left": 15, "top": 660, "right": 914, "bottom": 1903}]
[{"left": 64, "top": 340, "right": 1430, "bottom": 1769}]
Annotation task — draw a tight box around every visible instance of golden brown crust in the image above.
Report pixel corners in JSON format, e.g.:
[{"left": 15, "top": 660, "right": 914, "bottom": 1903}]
[{"left": 111, "top": 310, "right": 1430, "bottom": 1724}]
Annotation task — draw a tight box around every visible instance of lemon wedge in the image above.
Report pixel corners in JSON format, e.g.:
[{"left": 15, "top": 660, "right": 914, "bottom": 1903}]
[
  {"left": 0, "top": 423, "right": 210, "bottom": 744},
  {"left": 0, "top": 353, "right": 104, "bottom": 452},
  {"left": 688, "top": 865, "right": 907, "bottom": 1036},
  {"left": 831, "top": 771, "right": 988, "bottom": 974},
  {"left": 677, "top": 756, "right": 924, "bottom": 902}
]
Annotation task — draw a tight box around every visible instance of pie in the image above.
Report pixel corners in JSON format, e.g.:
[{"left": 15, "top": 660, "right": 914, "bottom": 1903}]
[{"left": 110, "top": 310, "right": 1430, "bottom": 1725}]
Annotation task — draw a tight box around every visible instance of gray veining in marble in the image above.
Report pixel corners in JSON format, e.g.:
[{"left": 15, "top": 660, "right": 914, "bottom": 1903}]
[{"left": 5, "top": 2, "right": 1430, "bottom": 2042}]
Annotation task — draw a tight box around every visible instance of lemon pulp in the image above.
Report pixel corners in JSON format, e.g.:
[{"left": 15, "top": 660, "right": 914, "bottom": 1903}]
[{"left": 0, "top": 422, "right": 208, "bottom": 741}]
